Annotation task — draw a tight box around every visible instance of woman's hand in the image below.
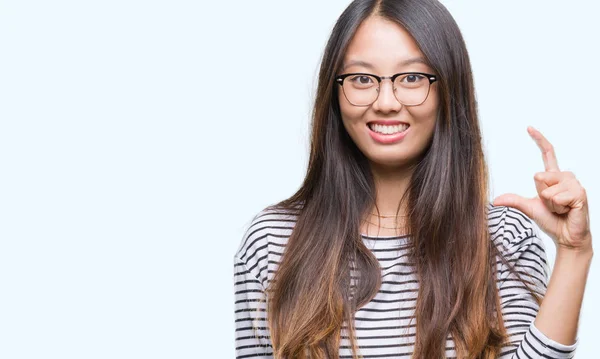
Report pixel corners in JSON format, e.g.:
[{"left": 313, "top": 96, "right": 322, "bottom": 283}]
[{"left": 493, "top": 126, "right": 592, "bottom": 252}]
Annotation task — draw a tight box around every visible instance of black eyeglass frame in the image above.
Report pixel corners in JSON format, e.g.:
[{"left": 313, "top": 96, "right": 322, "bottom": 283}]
[{"left": 335, "top": 72, "right": 439, "bottom": 107}]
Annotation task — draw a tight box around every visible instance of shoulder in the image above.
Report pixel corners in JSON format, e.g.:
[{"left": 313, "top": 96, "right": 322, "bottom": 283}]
[
  {"left": 487, "top": 203, "right": 549, "bottom": 276},
  {"left": 487, "top": 203, "right": 535, "bottom": 247},
  {"left": 234, "top": 205, "right": 299, "bottom": 261},
  {"left": 233, "top": 204, "right": 300, "bottom": 283}
]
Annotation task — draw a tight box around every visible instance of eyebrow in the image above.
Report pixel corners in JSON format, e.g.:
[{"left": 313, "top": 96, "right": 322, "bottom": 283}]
[{"left": 342, "top": 57, "right": 429, "bottom": 71}]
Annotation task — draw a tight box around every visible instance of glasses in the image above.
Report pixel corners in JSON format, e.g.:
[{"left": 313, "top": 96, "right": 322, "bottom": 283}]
[{"left": 335, "top": 72, "right": 438, "bottom": 107}]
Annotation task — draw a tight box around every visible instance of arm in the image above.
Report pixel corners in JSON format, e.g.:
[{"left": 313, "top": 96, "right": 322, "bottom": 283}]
[
  {"left": 534, "top": 244, "right": 593, "bottom": 345},
  {"left": 495, "top": 209, "right": 582, "bottom": 358},
  {"left": 492, "top": 127, "right": 594, "bottom": 358},
  {"left": 233, "top": 255, "right": 274, "bottom": 358}
]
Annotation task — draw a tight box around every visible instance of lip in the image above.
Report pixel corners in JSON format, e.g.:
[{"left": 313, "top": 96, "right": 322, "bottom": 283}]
[{"left": 367, "top": 123, "right": 410, "bottom": 144}]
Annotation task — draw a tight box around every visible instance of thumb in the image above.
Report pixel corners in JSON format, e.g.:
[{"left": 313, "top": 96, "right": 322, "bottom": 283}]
[{"left": 493, "top": 193, "right": 534, "bottom": 218}]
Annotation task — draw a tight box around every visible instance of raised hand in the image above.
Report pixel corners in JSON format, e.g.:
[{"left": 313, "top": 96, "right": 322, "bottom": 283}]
[{"left": 493, "top": 126, "right": 592, "bottom": 252}]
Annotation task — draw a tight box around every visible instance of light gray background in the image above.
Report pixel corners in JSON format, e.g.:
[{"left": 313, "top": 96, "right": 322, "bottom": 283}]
[{"left": 0, "top": 0, "right": 598, "bottom": 358}]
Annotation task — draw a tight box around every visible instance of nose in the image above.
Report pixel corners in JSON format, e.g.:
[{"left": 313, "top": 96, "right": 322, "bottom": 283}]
[{"left": 371, "top": 79, "right": 402, "bottom": 113}]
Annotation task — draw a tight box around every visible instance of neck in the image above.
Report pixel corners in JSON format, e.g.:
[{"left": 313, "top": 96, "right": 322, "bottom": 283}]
[{"left": 368, "top": 162, "right": 414, "bottom": 216}]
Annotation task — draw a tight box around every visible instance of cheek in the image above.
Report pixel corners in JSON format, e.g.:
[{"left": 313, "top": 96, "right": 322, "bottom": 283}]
[
  {"left": 412, "top": 105, "right": 438, "bottom": 126},
  {"left": 410, "top": 108, "right": 437, "bottom": 143},
  {"left": 338, "top": 92, "right": 352, "bottom": 118},
  {"left": 422, "top": 87, "right": 440, "bottom": 118},
  {"left": 339, "top": 95, "right": 366, "bottom": 127},
  {"left": 409, "top": 91, "right": 439, "bottom": 127}
]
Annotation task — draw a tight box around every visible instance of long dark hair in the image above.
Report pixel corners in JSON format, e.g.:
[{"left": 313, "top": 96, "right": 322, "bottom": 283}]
[{"left": 263, "top": 0, "right": 541, "bottom": 358}]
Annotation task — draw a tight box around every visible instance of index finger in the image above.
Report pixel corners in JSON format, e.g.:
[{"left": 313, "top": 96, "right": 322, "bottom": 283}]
[{"left": 528, "top": 126, "right": 560, "bottom": 172}]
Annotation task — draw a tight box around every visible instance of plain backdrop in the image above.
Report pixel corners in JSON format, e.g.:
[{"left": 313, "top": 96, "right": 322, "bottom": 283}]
[{"left": 0, "top": 0, "right": 598, "bottom": 358}]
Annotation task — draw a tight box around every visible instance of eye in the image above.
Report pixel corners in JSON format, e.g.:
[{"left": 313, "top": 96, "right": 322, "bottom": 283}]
[
  {"left": 350, "top": 75, "right": 374, "bottom": 84},
  {"left": 396, "top": 73, "right": 427, "bottom": 88},
  {"left": 347, "top": 74, "right": 377, "bottom": 89},
  {"left": 401, "top": 74, "right": 424, "bottom": 83}
]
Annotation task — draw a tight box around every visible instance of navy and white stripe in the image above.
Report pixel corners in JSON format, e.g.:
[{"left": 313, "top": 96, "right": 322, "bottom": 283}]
[{"left": 233, "top": 204, "right": 579, "bottom": 358}]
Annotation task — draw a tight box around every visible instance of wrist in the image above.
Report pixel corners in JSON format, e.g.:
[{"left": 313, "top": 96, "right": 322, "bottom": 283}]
[
  {"left": 556, "top": 244, "right": 594, "bottom": 262},
  {"left": 557, "top": 234, "right": 593, "bottom": 255}
]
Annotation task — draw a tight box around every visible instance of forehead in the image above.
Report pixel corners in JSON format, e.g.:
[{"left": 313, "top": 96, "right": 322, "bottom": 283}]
[{"left": 342, "top": 16, "right": 428, "bottom": 71}]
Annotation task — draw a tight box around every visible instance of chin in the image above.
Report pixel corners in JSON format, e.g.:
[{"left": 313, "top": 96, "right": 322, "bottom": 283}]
[{"left": 367, "top": 154, "right": 414, "bottom": 169}]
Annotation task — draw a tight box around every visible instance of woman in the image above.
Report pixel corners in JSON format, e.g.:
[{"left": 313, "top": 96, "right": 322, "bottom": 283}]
[{"left": 233, "top": 0, "right": 593, "bottom": 358}]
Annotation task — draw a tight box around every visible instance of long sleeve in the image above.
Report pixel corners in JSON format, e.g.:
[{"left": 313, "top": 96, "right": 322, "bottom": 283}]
[
  {"left": 495, "top": 207, "right": 578, "bottom": 358},
  {"left": 233, "top": 254, "right": 274, "bottom": 359}
]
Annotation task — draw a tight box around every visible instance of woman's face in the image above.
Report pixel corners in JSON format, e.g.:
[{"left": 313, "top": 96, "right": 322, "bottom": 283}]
[{"left": 338, "top": 16, "right": 440, "bottom": 169}]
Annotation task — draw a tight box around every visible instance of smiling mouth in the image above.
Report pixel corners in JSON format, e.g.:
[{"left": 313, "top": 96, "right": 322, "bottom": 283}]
[{"left": 367, "top": 123, "right": 410, "bottom": 135}]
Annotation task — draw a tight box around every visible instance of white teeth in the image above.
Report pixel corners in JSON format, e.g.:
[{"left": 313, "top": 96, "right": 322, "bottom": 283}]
[{"left": 369, "top": 123, "right": 409, "bottom": 135}]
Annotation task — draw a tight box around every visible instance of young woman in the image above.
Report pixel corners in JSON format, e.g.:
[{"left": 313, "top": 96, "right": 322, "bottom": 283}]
[{"left": 233, "top": 0, "right": 593, "bottom": 358}]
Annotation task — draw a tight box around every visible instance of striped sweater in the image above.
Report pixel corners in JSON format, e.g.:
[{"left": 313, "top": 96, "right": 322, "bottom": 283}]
[{"left": 233, "top": 204, "right": 579, "bottom": 358}]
